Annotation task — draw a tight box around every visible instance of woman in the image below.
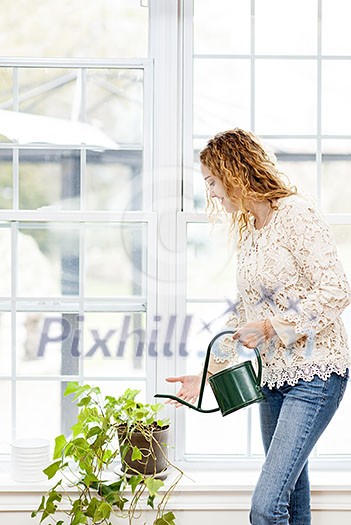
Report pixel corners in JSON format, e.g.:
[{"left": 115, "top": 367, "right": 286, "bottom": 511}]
[{"left": 166, "top": 129, "right": 351, "bottom": 525}]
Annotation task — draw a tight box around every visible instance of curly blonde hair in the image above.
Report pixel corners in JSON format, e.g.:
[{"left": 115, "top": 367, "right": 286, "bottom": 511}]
[{"left": 199, "top": 128, "right": 297, "bottom": 242}]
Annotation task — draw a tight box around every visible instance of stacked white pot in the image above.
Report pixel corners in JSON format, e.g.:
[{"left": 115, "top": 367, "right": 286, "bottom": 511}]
[{"left": 11, "top": 439, "right": 50, "bottom": 482}]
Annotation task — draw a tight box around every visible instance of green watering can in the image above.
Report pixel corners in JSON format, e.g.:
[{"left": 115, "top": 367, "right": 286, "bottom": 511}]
[{"left": 155, "top": 330, "right": 265, "bottom": 416}]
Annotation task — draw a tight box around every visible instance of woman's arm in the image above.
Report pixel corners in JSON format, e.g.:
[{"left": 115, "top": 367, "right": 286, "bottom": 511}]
[{"left": 269, "top": 203, "right": 351, "bottom": 346}]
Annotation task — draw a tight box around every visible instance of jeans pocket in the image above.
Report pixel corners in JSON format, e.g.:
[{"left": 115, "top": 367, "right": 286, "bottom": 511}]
[{"left": 337, "top": 369, "right": 349, "bottom": 407}]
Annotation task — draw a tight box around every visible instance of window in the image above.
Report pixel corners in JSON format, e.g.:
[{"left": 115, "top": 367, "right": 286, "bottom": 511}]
[
  {"left": 179, "top": 0, "right": 351, "bottom": 464},
  {"left": 0, "top": 59, "right": 155, "bottom": 454}
]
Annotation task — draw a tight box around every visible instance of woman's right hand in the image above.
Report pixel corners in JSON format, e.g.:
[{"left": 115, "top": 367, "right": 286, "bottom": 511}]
[{"left": 165, "top": 374, "right": 203, "bottom": 408}]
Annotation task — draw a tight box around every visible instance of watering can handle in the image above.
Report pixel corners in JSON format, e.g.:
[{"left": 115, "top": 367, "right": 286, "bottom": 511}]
[
  {"left": 197, "top": 330, "right": 237, "bottom": 409},
  {"left": 199, "top": 331, "right": 263, "bottom": 406},
  {"left": 253, "top": 347, "right": 263, "bottom": 386}
]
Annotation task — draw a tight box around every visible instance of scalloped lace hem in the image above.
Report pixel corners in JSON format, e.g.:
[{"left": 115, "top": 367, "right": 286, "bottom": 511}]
[{"left": 263, "top": 362, "right": 350, "bottom": 389}]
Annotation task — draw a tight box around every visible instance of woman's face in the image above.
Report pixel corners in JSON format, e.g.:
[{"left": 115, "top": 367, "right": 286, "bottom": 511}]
[{"left": 200, "top": 163, "right": 238, "bottom": 213}]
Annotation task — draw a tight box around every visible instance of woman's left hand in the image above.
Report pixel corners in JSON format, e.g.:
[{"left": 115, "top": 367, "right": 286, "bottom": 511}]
[{"left": 232, "top": 320, "right": 275, "bottom": 348}]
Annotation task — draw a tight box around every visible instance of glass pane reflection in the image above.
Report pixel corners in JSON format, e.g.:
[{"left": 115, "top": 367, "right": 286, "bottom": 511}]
[
  {"left": 18, "top": 224, "right": 80, "bottom": 297},
  {"left": 85, "top": 223, "right": 147, "bottom": 297}
]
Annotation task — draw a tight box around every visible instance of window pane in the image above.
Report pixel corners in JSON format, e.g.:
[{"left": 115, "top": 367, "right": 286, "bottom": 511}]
[
  {"left": 250, "top": 404, "right": 265, "bottom": 456},
  {"left": 83, "top": 313, "right": 146, "bottom": 378},
  {"left": 322, "top": 141, "right": 351, "bottom": 213},
  {"left": 92, "top": 380, "right": 147, "bottom": 403},
  {"left": 255, "top": 0, "right": 317, "bottom": 55},
  {"left": 17, "top": 312, "right": 81, "bottom": 377},
  {"left": 322, "top": 61, "right": 351, "bottom": 135},
  {"left": 185, "top": 406, "right": 248, "bottom": 456},
  {"left": 86, "top": 69, "right": 143, "bottom": 146},
  {"left": 19, "top": 68, "right": 76, "bottom": 120},
  {"left": 0, "top": 67, "right": 12, "bottom": 105},
  {"left": 265, "top": 139, "right": 317, "bottom": 200},
  {"left": 185, "top": 302, "right": 237, "bottom": 364},
  {"left": 86, "top": 150, "right": 143, "bottom": 211},
  {"left": 322, "top": 0, "right": 351, "bottom": 55},
  {"left": 0, "top": 67, "right": 13, "bottom": 143},
  {"left": 0, "top": 382, "right": 11, "bottom": 452},
  {"left": 16, "top": 381, "right": 69, "bottom": 440},
  {"left": 194, "top": 59, "right": 251, "bottom": 137},
  {"left": 192, "top": 156, "right": 207, "bottom": 212},
  {"left": 184, "top": 321, "right": 248, "bottom": 456},
  {"left": 19, "top": 149, "right": 80, "bottom": 210},
  {"left": 0, "top": 225, "right": 11, "bottom": 296},
  {"left": 331, "top": 226, "right": 351, "bottom": 287},
  {"left": 187, "top": 223, "right": 236, "bottom": 300},
  {"left": 194, "top": 0, "right": 250, "bottom": 55},
  {"left": 0, "top": 149, "right": 13, "bottom": 209},
  {"left": 316, "top": 389, "right": 351, "bottom": 455},
  {"left": 18, "top": 224, "right": 80, "bottom": 297},
  {"left": 256, "top": 60, "right": 317, "bottom": 134},
  {"left": 0, "top": 314, "right": 11, "bottom": 375},
  {"left": 0, "top": 1, "right": 148, "bottom": 58},
  {"left": 85, "top": 223, "right": 147, "bottom": 298}
]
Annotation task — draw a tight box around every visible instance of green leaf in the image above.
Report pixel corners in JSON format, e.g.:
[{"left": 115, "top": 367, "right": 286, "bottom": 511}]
[
  {"left": 147, "top": 494, "right": 155, "bottom": 509},
  {"left": 154, "top": 511, "right": 176, "bottom": 525},
  {"left": 106, "top": 480, "right": 123, "bottom": 492},
  {"left": 94, "top": 501, "right": 112, "bottom": 521},
  {"left": 31, "top": 495, "right": 45, "bottom": 517},
  {"left": 71, "top": 422, "right": 83, "bottom": 437},
  {"left": 53, "top": 434, "right": 67, "bottom": 460},
  {"left": 64, "top": 381, "right": 80, "bottom": 396},
  {"left": 106, "top": 492, "right": 128, "bottom": 509},
  {"left": 151, "top": 403, "right": 164, "bottom": 412},
  {"left": 119, "top": 443, "right": 130, "bottom": 462},
  {"left": 86, "top": 425, "right": 101, "bottom": 439},
  {"left": 71, "top": 510, "right": 87, "bottom": 525},
  {"left": 124, "top": 388, "right": 140, "bottom": 400},
  {"left": 131, "top": 446, "right": 142, "bottom": 461},
  {"left": 85, "top": 497, "right": 100, "bottom": 518},
  {"left": 77, "top": 395, "right": 91, "bottom": 407},
  {"left": 128, "top": 474, "right": 143, "bottom": 494},
  {"left": 43, "top": 460, "right": 61, "bottom": 480},
  {"left": 144, "top": 477, "right": 164, "bottom": 497},
  {"left": 157, "top": 418, "right": 170, "bottom": 428},
  {"left": 40, "top": 491, "right": 62, "bottom": 522},
  {"left": 82, "top": 472, "right": 99, "bottom": 487}
]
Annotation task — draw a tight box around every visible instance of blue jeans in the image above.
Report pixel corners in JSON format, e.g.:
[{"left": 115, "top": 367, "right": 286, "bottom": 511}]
[{"left": 250, "top": 371, "right": 349, "bottom": 525}]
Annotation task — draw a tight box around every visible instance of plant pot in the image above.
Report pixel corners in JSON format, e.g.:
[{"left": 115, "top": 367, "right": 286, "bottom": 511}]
[{"left": 117, "top": 424, "right": 169, "bottom": 478}]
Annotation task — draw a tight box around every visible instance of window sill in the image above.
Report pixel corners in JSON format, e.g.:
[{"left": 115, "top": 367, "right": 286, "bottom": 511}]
[{"left": 0, "top": 464, "right": 351, "bottom": 512}]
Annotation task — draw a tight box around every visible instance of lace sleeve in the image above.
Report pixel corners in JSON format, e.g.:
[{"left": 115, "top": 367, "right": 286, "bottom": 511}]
[
  {"left": 207, "top": 294, "right": 246, "bottom": 375},
  {"left": 270, "top": 203, "right": 351, "bottom": 345}
]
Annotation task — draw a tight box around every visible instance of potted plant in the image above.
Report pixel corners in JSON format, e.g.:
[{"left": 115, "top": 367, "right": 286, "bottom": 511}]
[{"left": 32, "top": 382, "right": 183, "bottom": 525}]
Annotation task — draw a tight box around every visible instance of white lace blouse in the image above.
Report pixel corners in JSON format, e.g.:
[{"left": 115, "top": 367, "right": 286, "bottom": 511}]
[{"left": 208, "top": 194, "right": 351, "bottom": 389}]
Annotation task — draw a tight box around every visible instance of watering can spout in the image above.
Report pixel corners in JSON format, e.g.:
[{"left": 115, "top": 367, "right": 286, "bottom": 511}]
[
  {"left": 155, "top": 330, "right": 265, "bottom": 416},
  {"left": 154, "top": 393, "right": 220, "bottom": 413}
]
